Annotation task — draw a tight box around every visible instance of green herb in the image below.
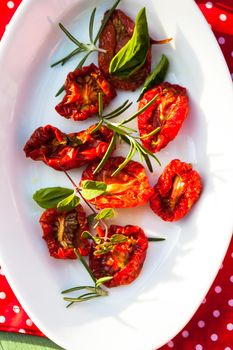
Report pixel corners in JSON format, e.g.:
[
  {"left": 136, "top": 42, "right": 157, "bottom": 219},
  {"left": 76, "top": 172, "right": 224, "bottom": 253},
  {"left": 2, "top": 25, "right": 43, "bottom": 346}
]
[
  {"left": 62, "top": 249, "right": 111, "bottom": 306},
  {"left": 33, "top": 187, "right": 74, "bottom": 209},
  {"left": 95, "top": 208, "right": 116, "bottom": 221},
  {"left": 82, "top": 231, "right": 102, "bottom": 244},
  {"left": 81, "top": 180, "right": 107, "bottom": 200},
  {"left": 53, "top": 0, "right": 121, "bottom": 96},
  {"left": 140, "top": 126, "right": 161, "bottom": 139},
  {"left": 95, "top": 276, "right": 113, "bottom": 288},
  {"left": 137, "top": 54, "right": 169, "bottom": 101},
  {"left": 57, "top": 191, "right": 80, "bottom": 211},
  {"left": 109, "top": 7, "right": 150, "bottom": 78},
  {"left": 92, "top": 133, "right": 117, "bottom": 175},
  {"left": 91, "top": 93, "right": 161, "bottom": 175},
  {"left": 110, "top": 234, "right": 128, "bottom": 244},
  {"left": 104, "top": 100, "right": 133, "bottom": 120},
  {"left": 148, "top": 237, "right": 166, "bottom": 242},
  {"left": 93, "top": 232, "right": 128, "bottom": 255}
]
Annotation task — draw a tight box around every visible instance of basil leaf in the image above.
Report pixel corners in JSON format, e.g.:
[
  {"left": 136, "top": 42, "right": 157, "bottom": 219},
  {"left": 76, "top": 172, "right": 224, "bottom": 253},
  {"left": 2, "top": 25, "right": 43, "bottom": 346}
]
[
  {"left": 95, "top": 208, "right": 115, "bottom": 221},
  {"left": 109, "top": 7, "right": 150, "bottom": 78},
  {"left": 110, "top": 234, "right": 128, "bottom": 244},
  {"left": 57, "top": 191, "right": 80, "bottom": 211},
  {"left": 81, "top": 180, "right": 107, "bottom": 200},
  {"left": 33, "top": 187, "right": 74, "bottom": 209},
  {"left": 137, "top": 54, "right": 169, "bottom": 101}
]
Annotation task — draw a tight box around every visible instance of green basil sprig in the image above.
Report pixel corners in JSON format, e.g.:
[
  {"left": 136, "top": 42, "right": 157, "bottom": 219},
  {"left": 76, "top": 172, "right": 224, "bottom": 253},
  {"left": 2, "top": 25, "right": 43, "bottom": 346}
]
[
  {"left": 109, "top": 7, "right": 150, "bottom": 78},
  {"left": 33, "top": 187, "right": 80, "bottom": 211},
  {"left": 33, "top": 187, "right": 75, "bottom": 209},
  {"left": 137, "top": 54, "right": 169, "bottom": 101},
  {"left": 56, "top": 192, "right": 80, "bottom": 211}
]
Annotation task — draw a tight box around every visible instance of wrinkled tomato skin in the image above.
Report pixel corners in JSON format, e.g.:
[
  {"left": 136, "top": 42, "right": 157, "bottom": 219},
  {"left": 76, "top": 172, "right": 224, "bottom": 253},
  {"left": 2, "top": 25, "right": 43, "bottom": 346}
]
[
  {"left": 98, "top": 9, "right": 151, "bottom": 91},
  {"left": 89, "top": 225, "right": 148, "bottom": 287},
  {"left": 80, "top": 157, "right": 154, "bottom": 209},
  {"left": 150, "top": 159, "right": 202, "bottom": 221},
  {"left": 138, "top": 83, "right": 189, "bottom": 153},
  {"left": 55, "top": 63, "right": 116, "bottom": 121},
  {"left": 39, "top": 205, "right": 90, "bottom": 259},
  {"left": 23, "top": 124, "right": 114, "bottom": 171}
]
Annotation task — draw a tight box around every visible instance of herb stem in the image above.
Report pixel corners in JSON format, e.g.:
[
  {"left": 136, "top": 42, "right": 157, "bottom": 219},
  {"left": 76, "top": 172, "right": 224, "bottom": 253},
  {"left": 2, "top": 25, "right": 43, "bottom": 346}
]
[
  {"left": 61, "top": 286, "right": 95, "bottom": 294},
  {"left": 64, "top": 294, "right": 103, "bottom": 303},
  {"left": 74, "top": 249, "right": 96, "bottom": 283},
  {"left": 61, "top": 167, "right": 97, "bottom": 215}
]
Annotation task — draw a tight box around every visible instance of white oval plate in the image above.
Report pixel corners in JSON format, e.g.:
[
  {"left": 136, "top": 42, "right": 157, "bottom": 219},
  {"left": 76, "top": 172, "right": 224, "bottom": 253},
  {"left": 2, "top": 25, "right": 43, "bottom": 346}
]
[{"left": 0, "top": 0, "right": 233, "bottom": 349}]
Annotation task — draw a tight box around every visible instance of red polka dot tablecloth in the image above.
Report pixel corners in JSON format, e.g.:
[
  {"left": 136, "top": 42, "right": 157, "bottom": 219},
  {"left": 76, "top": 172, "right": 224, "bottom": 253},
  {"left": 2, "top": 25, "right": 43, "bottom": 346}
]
[{"left": 0, "top": 1, "right": 233, "bottom": 349}]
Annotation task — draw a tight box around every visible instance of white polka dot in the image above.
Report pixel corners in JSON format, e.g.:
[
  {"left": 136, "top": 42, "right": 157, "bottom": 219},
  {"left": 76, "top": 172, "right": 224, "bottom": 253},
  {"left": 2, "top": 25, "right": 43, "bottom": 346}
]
[
  {"left": 210, "top": 333, "right": 218, "bottom": 341},
  {"left": 182, "top": 330, "right": 189, "bottom": 338},
  {"left": 18, "top": 329, "right": 26, "bottom": 333},
  {"left": 231, "top": 52, "right": 233, "bottom": 58},
  {"left": 214, "top": 285, "right": 222, "bottom": 293},
  {"left": 218, "top": 37, "right": 225, "bottom": 45},
  {"left": 201, "top": 297, "right": 207, "bottom": 304},
  {"left": 231, "top": 252, "right": 233, "bottom": 258},
  {"left": 205, "top": 1, "right": 213, "bottom": 8},
  {"left": 213, "top": 309, "right": 220, "bottom": 317},
  {"left": 228, "top": 299, "right": 233, "bottom": 307},
  {"left": 230, "top": 275, "right": 233, "bottom": 283},
  {"left": 225, "top": 347, "right": 231, "bottom": 350},
  {"left": 13, "top": 305, "right": 20, "bottom": 313},
  {"left": 195, "top": 345, "right": 203, "bottom": 350},
  {"left": 26, "top": 319, "right": 33, "bottom": 326},
  {"left": 7, "top": 1, "right": 15, "bottom": 9},
  {"left": 227, "top": 323, "right": 233, "bottom": 331},
  {"left": 167, "top": 340, "right": 174, "bottom": 348},
  {"left": 220, "top": 14, "right": 227, "bottom": 21},
  {"left": 0, "top": 292, "right": 6, "bottom": 299},
  {"left": 198, "top": 320, "right": 205, "bottom": 328},
  {"left": 0, "top": 316, "right": 6, "bottom": 323}
]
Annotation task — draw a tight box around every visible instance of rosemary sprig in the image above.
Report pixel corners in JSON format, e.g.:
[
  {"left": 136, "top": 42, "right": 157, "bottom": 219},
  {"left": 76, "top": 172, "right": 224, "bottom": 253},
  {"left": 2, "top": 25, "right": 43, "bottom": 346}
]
[
  {"left": 92, "top": 93, "right": 161, "bottom": 175},
  {"left": 53, "top": 0, "right": 121, "bottom": 96},
  {"left": 61, "top": 249, "right": 111, "bottom": 306}
]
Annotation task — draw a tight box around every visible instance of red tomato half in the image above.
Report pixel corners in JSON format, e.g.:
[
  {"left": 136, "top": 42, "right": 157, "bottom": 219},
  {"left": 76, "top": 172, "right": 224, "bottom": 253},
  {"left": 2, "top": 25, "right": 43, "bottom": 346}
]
[
  {"left": 98, "top": 9, "right": 151, "bottom": 91},
  {"left": 150, "top": 159, "right": 202, "bottom": 221},
  {"left": 23, "top": 124, "right": 114, "bottom": 171},
  {"left": 55, "top": 63, "right": 116, "bottom": 121},
  {"left": 138, "top": 82, "right": 189, "bottom": 153},
  {"left": 80, "top": 157, "right": 154, "bottom": 209},
  {"left": 89, "top": 225, "right": 148, "bottom": 287},
  {"left": 39, "top": 205, "right": 90, "bottom": 259}
]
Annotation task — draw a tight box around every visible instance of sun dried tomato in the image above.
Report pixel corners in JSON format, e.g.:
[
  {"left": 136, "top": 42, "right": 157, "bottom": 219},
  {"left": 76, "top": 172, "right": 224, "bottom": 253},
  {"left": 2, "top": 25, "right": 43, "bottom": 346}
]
[
  {"left": 55, "top": 63, "right": 116, "bottom": 121},
  {"left": 89, "top": 225, "right": 148, "bottom": 287},
  {"left": 98, "top": 9, "right": 151, "bottom": 91},
  {"left": 39, "top": 205, "right": 90, "bottom": 259},
  {"left": 138, "top": 82, "right": 189, "bottom": 153},
  {"left": 23, "top": 124, "right": 114, "bottom": 171},
  {"left": 80, "top": 157, "right": 154, "bottom": 209},
  {"left": 150, "top": 159, "right": 202, "bottom": 221}
]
